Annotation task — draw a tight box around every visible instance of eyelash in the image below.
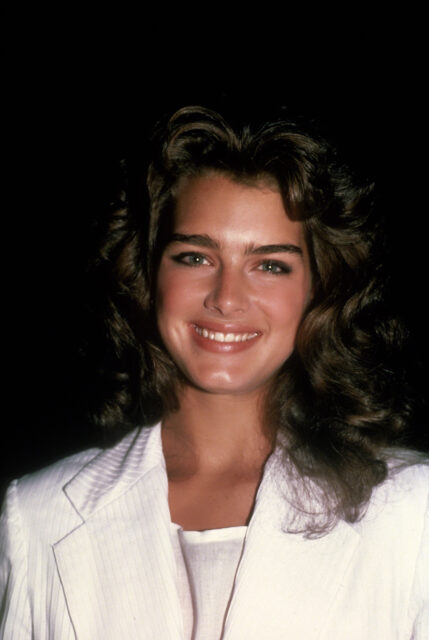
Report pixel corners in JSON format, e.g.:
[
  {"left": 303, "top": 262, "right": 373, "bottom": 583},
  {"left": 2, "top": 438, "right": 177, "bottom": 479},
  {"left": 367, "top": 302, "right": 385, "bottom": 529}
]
[
  {"left": 171, "top": 252, "right": 292, "bottom": 275},
  {"left": 257, "top": 260, "right": 292, "bottom": 275},
  {"left": 171, "top": 252, "right": 210, "bottom": 267}
]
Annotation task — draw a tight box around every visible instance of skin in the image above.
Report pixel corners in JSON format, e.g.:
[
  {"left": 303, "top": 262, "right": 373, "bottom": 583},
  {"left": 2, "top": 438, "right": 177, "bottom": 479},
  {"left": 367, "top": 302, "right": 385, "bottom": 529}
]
[{"left": 156, "top": 172, "right": 312, "bottom": 530}]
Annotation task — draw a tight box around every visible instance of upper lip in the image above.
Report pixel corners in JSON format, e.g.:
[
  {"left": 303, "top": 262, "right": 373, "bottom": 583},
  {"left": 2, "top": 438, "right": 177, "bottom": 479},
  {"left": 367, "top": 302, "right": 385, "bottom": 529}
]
[{"left": 192, "top": 321, "right": 262, "bottom": 334}]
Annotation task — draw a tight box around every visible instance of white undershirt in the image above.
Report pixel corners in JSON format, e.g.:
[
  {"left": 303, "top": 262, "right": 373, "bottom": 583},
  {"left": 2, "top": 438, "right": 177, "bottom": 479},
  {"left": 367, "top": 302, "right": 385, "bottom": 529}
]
[{"left": 171, "top": 523, "right": 247, "bottom": 640}]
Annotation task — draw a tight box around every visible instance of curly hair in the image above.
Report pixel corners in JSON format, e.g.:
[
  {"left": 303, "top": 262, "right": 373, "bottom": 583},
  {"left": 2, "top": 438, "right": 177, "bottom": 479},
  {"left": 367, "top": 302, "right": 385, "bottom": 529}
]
[{"left": 92, "top": 105, "right": 414, "bottom": 535}]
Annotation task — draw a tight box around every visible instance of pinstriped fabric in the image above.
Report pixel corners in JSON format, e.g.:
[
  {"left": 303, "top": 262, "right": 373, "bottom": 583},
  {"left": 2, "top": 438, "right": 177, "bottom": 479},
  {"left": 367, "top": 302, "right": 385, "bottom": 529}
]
[
  {"left": 53, "top": 465, "right": 184, "bottom": 638},
  {"left": 0, "top": 425, "right": 185, "bottom": 639},
  {"left": 1, "top": 423, "right": 429, "bottom": 639},
  {"left": 0, "top": 447, "right": 96, "bottom": 640},
  {"left": 63, "top": 426, "right": 163, "bottom": 518},
  {"left": 0, "top": 480, "right": 32, "bottom": 639}
]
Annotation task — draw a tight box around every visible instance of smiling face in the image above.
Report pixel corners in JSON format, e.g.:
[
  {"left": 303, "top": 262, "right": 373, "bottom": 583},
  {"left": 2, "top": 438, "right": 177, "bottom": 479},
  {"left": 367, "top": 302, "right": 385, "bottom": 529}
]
[{"left": 156, "top": 172, "right": 312, "bottom": 398}]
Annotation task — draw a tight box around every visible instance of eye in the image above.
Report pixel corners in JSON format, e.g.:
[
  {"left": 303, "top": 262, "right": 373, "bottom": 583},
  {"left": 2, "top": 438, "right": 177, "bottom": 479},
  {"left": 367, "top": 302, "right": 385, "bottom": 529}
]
[
  {"left": 171, "top": 252, "right": 210, "bottom": 267},
  {"left": 258, "top": 260, "right": 292, "bottom": 275}
]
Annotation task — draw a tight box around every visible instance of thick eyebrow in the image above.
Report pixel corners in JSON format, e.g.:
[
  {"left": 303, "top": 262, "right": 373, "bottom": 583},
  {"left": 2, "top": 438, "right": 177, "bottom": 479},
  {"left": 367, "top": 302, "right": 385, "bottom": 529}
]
[
  {"left": 247, "top": 243, "right": 303, "bottom": 256},
  {"left": 169, "top": 233, "right": 218, "bottom": 248},
  {"left": 169, "top": 233, "right": 303, "bottom": 256}
]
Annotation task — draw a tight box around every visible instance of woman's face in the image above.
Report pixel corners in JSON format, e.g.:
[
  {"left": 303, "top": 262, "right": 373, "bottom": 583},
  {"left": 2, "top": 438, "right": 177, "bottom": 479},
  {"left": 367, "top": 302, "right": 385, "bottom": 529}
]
[{"left": 156, "top": 173, "right": 312, "bottom": 397}]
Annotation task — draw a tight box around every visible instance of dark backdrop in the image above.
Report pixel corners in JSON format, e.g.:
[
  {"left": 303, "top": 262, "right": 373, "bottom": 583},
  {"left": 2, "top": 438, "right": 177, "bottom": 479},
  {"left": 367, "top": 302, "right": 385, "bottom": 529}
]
[{"left": 3, "top": 24, "right": 427, "bottom": 495}]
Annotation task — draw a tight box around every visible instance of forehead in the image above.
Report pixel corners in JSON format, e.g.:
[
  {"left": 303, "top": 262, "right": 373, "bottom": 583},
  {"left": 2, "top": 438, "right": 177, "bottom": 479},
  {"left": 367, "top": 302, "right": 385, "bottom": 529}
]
[{"left": 173, "top": 172, "right": 306, "bottom": 248}]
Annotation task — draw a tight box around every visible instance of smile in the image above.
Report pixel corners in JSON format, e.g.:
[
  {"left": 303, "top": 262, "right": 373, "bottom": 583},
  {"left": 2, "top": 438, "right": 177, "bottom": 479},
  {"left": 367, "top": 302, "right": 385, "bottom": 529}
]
[{"left": 194, "top": 326, "right": 259, "bottom": 343}]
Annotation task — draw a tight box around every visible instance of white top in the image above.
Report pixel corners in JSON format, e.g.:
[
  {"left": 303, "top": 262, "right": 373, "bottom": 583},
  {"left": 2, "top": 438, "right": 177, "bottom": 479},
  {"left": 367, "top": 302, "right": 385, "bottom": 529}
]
[{"left": 171, "top": 523, "right": 247, "bottom": 640}]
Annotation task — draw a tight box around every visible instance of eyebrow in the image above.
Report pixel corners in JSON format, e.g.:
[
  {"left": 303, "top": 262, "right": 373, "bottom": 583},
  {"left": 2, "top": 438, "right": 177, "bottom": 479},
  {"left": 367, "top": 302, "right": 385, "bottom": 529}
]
[{"left": 169, "top": 233, "right": 303, "bottom": 256}]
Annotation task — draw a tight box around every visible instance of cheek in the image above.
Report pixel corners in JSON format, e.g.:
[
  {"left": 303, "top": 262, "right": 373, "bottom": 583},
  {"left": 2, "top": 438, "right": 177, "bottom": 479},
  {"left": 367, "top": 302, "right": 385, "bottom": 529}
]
[
  {"left": 156, "top": 265, "right": 181, "bottom": 312},
  {"left": 156, "top": 268, "right": 200, "bottom": 330},
  {"left": 262, "top": 282, "right": 310, "bottom": 326}
]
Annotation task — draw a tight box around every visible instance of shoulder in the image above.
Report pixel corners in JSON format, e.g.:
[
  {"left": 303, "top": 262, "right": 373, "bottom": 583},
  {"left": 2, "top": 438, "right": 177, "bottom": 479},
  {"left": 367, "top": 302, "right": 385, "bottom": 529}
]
[
  {"left": 14, "top": 423, "right": 161, "bottom": 494},
  {"left": 378, "top": 449, "right": 429, "bottom": 508},
  {"left": 13, "top": 446, "right": 101, "bottom": 504},
  {"left": 1, "top": 423, "right": 162, "bottom": 543},
  {"left": 353, "top": 451, "right": 429, "bottom": 549},
  {"left": 361, "top": 452, "right": 429, "bottom": 632}
]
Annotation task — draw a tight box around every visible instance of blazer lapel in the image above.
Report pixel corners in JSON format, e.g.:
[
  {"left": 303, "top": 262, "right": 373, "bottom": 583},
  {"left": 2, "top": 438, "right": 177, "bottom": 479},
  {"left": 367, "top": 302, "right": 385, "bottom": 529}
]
[
  {"left": 53, "top": 424, "right": 184, "bottom": 640},
  {"left": 223, "top": 451, "right": 361, "bottom": 640}
]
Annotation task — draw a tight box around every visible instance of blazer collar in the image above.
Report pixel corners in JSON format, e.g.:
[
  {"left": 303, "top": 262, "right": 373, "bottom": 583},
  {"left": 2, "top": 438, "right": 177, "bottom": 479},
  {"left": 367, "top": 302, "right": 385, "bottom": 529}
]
[{"left": 63, "top": 422, "right": 164, "bottom": 520}]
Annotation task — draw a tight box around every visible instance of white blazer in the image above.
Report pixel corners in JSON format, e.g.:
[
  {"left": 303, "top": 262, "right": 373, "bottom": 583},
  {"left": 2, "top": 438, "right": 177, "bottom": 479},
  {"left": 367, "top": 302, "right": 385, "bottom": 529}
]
[{"left": 1, "top": 422, "right": 428, "bottom": 639}]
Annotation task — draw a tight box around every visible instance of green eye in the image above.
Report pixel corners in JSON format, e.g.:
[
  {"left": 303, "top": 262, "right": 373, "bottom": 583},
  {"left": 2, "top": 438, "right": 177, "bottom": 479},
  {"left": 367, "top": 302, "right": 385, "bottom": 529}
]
[
  {"left": 172, "top": 252, "right": 209, "bottom": 266},
  {"left": 259, "top": 260, "right": 291, "bottom": 275}
]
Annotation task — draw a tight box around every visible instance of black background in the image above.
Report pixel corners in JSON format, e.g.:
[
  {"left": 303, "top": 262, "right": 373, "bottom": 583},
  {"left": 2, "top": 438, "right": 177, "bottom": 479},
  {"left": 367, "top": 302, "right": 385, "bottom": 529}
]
[{"left": 3, "top": 17, "right": 428, "bottom": 493}]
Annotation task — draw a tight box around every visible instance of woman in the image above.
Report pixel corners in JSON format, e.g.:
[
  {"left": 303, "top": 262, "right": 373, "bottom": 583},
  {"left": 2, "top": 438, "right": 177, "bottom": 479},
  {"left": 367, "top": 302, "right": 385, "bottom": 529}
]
[{"left": 1, "top": 106, "right": 428, "bottom": 639}]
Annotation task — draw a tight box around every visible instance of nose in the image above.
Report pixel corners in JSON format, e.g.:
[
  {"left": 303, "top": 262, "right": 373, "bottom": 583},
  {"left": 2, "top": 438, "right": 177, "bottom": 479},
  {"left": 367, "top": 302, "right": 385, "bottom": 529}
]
[{"left": 204, "top": 265, "right": 250, "bottom": 315}]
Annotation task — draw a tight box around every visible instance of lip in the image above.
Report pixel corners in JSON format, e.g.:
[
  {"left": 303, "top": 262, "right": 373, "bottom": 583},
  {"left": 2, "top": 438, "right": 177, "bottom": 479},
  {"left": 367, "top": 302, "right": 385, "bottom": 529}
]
[{"left": 190, "top": 322, "right": 262, "bottom": 354}]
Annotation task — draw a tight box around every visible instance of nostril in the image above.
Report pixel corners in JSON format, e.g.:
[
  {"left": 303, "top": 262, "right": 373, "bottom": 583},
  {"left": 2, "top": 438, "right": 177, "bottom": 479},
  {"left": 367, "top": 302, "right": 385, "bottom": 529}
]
[{"left": 204, "top": 272, "right": 249, "bottom": 315}]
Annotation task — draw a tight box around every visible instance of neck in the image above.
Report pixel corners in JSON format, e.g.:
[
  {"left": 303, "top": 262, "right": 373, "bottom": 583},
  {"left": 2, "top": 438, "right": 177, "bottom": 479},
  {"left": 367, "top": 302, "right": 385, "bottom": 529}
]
[{"left": 161, "top": 385, "right": 275, "bottom": 476}]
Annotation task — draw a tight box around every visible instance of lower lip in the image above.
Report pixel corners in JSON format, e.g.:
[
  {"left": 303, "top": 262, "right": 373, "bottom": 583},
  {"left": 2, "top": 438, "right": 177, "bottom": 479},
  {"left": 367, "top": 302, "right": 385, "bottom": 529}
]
[{"left": 190, "top": 325, "right": 262, "bottom": 354}]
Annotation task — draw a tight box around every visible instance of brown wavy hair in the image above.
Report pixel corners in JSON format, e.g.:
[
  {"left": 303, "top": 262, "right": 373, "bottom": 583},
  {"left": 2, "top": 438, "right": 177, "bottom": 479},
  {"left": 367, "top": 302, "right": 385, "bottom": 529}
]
[{"left": 92, "top": 106, "right": 414, "bottom": 535}]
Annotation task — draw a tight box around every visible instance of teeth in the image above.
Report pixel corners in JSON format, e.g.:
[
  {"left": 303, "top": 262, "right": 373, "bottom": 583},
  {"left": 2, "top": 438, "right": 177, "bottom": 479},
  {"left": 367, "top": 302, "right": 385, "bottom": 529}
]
[{"left": 195, "top": 326, "right": 258, "bottom": 343}]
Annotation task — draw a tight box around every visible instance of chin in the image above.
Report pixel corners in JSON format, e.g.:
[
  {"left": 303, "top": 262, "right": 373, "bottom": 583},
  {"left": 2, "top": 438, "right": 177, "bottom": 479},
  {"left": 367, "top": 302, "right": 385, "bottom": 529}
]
[{"left": 184, "top": 370, "right": 271, "bottom": 397}]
